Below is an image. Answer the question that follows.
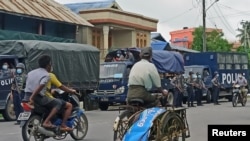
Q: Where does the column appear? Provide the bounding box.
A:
[103,26,109,59]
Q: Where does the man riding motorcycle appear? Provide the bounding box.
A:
[24,55,76,131]
[233,73,248,99]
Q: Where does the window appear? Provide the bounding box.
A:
[92,29,101,49]
[136,32,147,48]
[225,54,233,63]
[218,64,225,69]
[217,54,225,63]
[234,64,241,70]
[226,64,232,69]
[233,54,241,63]
[242,64,248,69]
[241,55,248,63]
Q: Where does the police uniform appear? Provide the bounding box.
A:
[211,72,220,105]
[194,73,204,106]
[172,74,184,107]
[11,63,26,124]
[187,71,196,107]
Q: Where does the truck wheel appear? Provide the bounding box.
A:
[2,98,16,121]
[99,102,109,111]
[206,90,212,103]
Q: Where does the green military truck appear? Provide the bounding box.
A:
[0,40,100,121]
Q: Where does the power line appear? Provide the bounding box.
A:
[159,7,196,23]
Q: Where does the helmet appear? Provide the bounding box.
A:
[16,63,25,69]
[189,71,194,75]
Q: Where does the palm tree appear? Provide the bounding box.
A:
[236,21,250,48]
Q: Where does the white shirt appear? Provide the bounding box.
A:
[128,59,161,90]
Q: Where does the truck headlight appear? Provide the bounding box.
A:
[114,86,125,94]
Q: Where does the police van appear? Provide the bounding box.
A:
[0,55,19,121]
[184,52,249,103]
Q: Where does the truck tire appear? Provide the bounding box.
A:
[2,98,16,121]
[206,90,212,103]
[99,102,109,111]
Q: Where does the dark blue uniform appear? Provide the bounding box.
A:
[12,73,26,124]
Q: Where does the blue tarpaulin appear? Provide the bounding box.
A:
[152,50,184,73]
[151,39,168,50]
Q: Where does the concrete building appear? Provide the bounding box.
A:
[66,0,158,59]
[170,27,222,49]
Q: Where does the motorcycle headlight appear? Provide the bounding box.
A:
[114,86,125,94]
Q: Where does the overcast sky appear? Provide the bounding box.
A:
[55,0,250,42]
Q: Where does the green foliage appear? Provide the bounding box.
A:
[192,26,233,52]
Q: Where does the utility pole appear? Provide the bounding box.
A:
[202,0,206,52]
[202,0,219,52]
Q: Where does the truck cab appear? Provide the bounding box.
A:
[0,55,19,121]
[91,61,133,110]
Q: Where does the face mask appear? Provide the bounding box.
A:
[16,69,22,74]
[50,66,53,72]
[198,75,201,78]
[2,65,7,70]
[117,54,120,57]
[216,74,219,77]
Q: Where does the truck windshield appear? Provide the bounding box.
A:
[100,63,126,79]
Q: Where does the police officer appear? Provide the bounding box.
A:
[194,72,206,106]
[211,71,220,105]
[186,71,196,107]
[11,63,26,125]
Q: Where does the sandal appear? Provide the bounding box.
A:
[43,124,57,129]
[60,126,73,132]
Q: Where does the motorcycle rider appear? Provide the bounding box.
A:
[127,47,168,106]
[234,73,248,99]
[24,55,75,131]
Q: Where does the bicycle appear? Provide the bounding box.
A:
[113,97,190,141]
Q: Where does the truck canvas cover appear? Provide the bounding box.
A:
[152,50,184,73]
[0,40,100,89]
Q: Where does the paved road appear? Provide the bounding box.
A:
[1,98,250,141]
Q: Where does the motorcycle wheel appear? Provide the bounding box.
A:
[22,115,45,141]
[232,93,238,107]
[70,114,88,140]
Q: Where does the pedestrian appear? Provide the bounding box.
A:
[186,71,196,107]
[11,63,26,125]
[211,71,221,105]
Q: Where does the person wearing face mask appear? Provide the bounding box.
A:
[234,73,248,100]
[186,71,196,107]
[211,71,221,105]
[1,62,11,76]
[194,72,206,106]
[11,63,26,125]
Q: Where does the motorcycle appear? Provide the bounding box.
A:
[232,84,247,107]
[18,89,88,141]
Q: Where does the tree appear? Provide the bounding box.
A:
[236,21,250,48]
[192,26,232,52]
